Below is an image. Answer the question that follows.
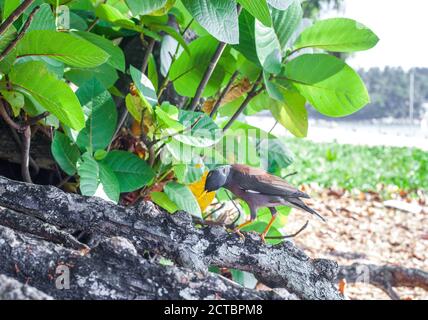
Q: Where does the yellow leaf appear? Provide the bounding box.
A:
[189,171,215,213]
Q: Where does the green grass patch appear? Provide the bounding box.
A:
[282,139,428,192]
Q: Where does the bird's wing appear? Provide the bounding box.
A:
[231,165,309,198]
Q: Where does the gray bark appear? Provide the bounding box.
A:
[0,176,343,300]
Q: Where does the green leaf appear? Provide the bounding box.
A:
[26,3,56,32]
[181,0,239,44]
[95,3,136,29]
[125,0,167,16]
[149,24,190,55]
[230,269,258,289]
[294,18,379,53]
[0,90,24,116]
[77,153,120,203]
[266,138,294,169]
[271,0,302,51]
[237,0,271,27]
[65,64,119,89]
[75,78,118,151]
[174,163,204,184]
[172,110,220,147]
[267,0,294,10]
[255,19,281,73]
[269,88,308,137]
[16,30,109,68]
[164,182,202,218]
[125,94,144,123]
[150,192,179,213]
[102,151,155,193]
[77,153,99,196]
[98,162,120,203]
[283,54,370,117]
[73,31,125,72]
[130,65,158,107]
[0,26,17,73]
[233,10,259,66]
[51,131,81,176]
[2,0,20,20]
[169,36,225,97]
[9,61,85,130]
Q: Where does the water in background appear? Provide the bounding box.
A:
[247,116,428,151]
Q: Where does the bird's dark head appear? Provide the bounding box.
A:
[204,165,231,192]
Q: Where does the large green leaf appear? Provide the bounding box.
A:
[169,36,225,97]
[102,151,155,193]
[271,0,302,51]
[269,88,308,137]
[9,61,85,130]
[294,18,379,53]
[255,19,282,74]
[283,54,370,117]
[237,0,271,27]
[51,131,81,176]
[164,182,202,218]
[130,65,158,107]
[181,0,239,44]
[16,30,109,68]
[75,78,118,151]
[125,0,167,16]
[266,138,294,170]
[98,163,120,203]
[73,31,125,72]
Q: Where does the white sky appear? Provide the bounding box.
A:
[322,0,428,70]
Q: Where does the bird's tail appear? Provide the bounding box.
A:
[287,198,326,222]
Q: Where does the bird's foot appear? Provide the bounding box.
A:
[233,228,246,241]
[260,233,267,244]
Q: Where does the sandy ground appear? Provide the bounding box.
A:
[286,186,428,300]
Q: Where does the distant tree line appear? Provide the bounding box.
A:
[309,67,428,120]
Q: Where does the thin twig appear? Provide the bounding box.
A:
[209,71,239,118]
[141,38,155,74]
[264,220,309,240]
[25,111,49,126]
[188,41,227,111]
[283,171,298,179]
[0,0,34,37]
[188,5,242,112]
[108,37,156,151]
[222,73,264,132]
[21,125,32,183]
[0,5,40,62]
[0,99,21,130]
[8,126,39,174]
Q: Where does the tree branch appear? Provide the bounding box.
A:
[338,263,428,300]
[0,5,40,62]
[188,41,228,111]
[0,176,343,300]
[0,0,34,37]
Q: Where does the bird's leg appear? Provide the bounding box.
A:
[233,206,257,240]
[260,207,277,243]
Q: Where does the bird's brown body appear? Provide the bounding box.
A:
[204,164,324,241]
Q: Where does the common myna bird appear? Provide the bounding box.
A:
[204,164,325,242]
